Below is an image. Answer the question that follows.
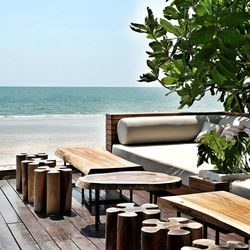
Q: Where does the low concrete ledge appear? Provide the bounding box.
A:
[0,165,16,180]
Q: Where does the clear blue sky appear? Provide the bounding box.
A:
[0,0,165,86]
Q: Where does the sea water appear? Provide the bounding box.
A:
[0,87,223,117]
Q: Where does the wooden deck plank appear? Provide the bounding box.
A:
[69,198,105,249]
[0,178,248,249]
[53,239,79,250]
[0,212,20,250]
[9,178,103,250]
[0,186,21,224]
[8,223,40,250]
[1,180,55,245]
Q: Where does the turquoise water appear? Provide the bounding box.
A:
[0,87,223,116]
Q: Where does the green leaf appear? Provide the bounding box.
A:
[219,56,238,74]
[161,76,177,85]
[190,27,214,45]
[216,62,236,79]
[139,73,158,82]
[220,13,250,27]
[130,25,147,33]
[163,6,179,20]
[219,30,246,48]
[149,41,163,52]
[160,19,181,36]
[211,69,225,85]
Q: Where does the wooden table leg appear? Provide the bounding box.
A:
[95,189,100,229]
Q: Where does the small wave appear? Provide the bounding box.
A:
[0,113,105,120]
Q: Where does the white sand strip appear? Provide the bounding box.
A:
[0,114,105,166]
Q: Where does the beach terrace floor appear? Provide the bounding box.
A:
[0,173,248,250]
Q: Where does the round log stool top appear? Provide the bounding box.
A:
[76,171,182,191]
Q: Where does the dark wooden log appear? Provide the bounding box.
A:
[167,228,191,250]
[141,203,161,220]
[193,239,215,248]
[28,162,39,204]
[105,203,160,250]
[45,160,56,168]
[60,168,72,215]
[34,169,47,214]
[223,240,249,249]
[21,160,33,201]
[117,212,139,250]
[181,248,202,250]
[16,153,26,192]
[35,153,48,159]
[25,154,36,160]
[168,217,189,224]
[141,223,168,250]
[46,170,61,216]
[105,207,121,250]
[181,222,203,242]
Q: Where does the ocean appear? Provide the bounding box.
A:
[0,87,223,117]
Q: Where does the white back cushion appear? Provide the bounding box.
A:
[117,116,205,145]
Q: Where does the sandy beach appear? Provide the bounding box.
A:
[0,114,105,166]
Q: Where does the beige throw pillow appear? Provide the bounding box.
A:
[221,125,245,140]
[195,121,222,142]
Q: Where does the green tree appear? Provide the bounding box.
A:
[131,0,250,113]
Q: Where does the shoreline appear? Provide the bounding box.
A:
[0,114,105,166]
[0,113,105,120]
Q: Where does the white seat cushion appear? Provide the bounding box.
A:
[231,179,250,199]
[112,143,212,186]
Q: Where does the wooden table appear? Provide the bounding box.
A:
[55,147,143,174]
[160,191,250,243]
[76,171,182,228]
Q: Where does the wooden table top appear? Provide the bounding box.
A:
[160,191,250,238]
[55,147,143,174]
[76,171,182,191]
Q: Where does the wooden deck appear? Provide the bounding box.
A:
[0,173,248,249]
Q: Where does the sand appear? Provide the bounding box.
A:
[0,115,105,166]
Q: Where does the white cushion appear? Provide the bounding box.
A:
[221,125,244,140]
[195,121,222,142]
[219,116,250,129]
[231,179,250,199]
[112,143,212,186]
[117,116,204,145]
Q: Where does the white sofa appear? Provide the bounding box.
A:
[106,112,250,190]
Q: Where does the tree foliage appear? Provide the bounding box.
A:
[131,0,250,113]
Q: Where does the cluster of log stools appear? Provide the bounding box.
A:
[16,153,72,216]
[105,203,248,250]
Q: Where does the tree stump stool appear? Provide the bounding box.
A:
[34,169,47,214]
[141,218,203,250]
[28,162,39,203]
[47,170,61,216]
[190,239,248,249]
[21,160,33,201]
[35,153,48,159]
[34,167,72,216]
[60,168,72,215]
[106,203,160,250]
[16,153,26,192]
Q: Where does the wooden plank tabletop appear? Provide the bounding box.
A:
[55,147,143,174]
[76,171,182,191]
[160,191,250,238]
